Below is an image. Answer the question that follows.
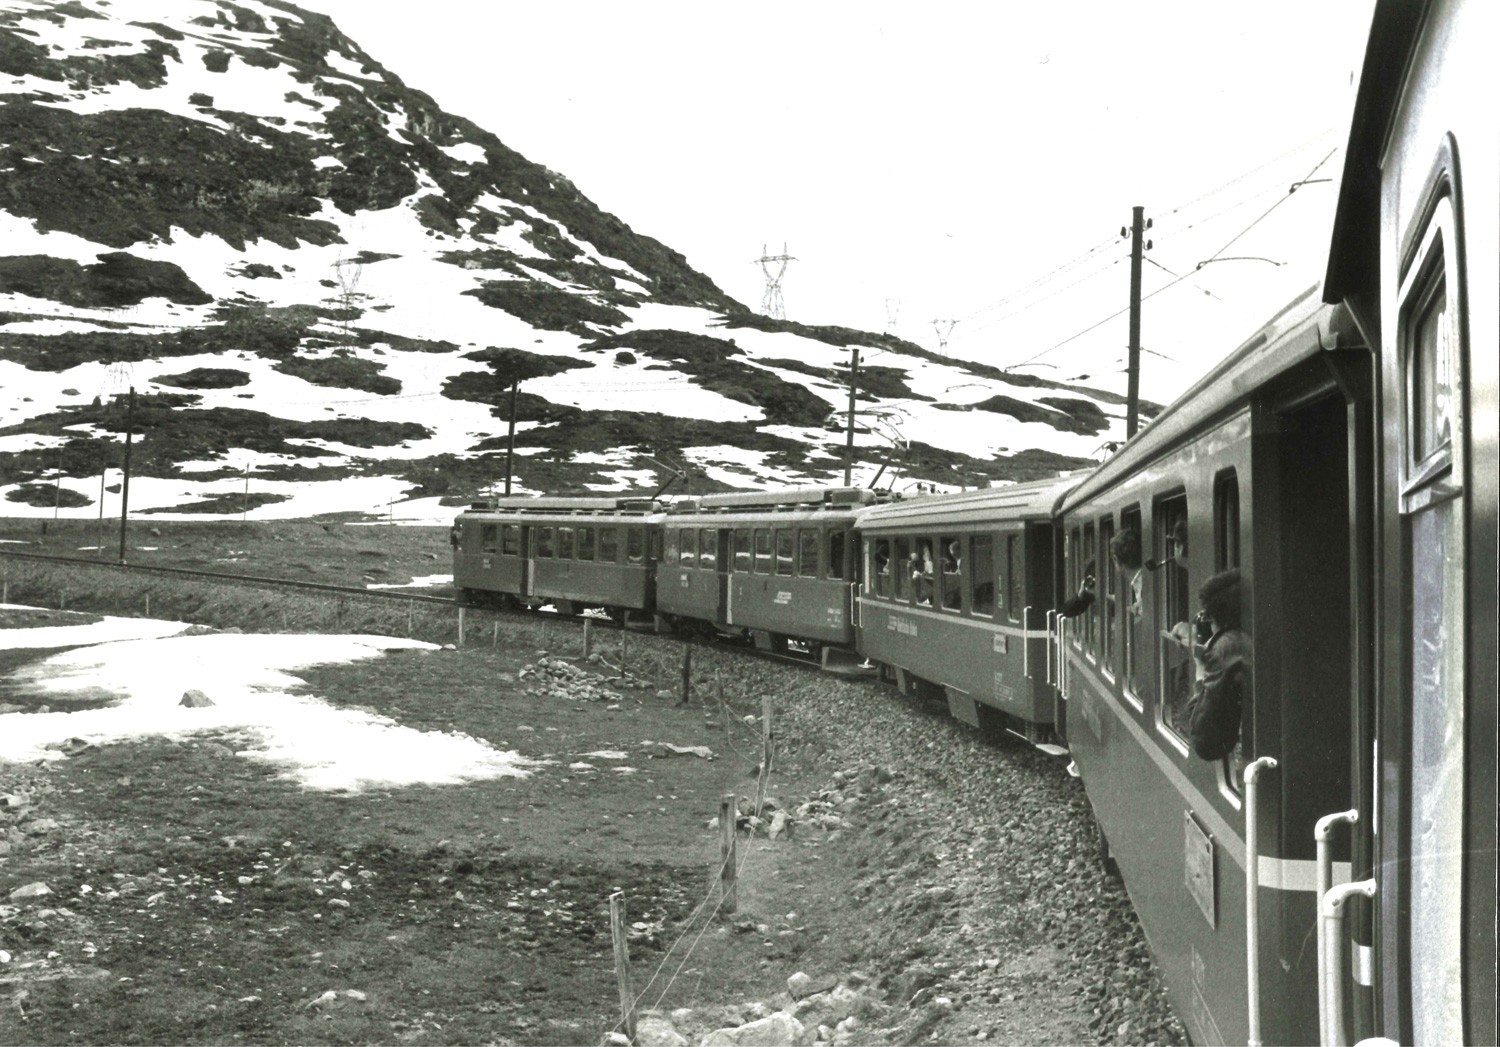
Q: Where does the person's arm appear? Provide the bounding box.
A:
[1057,576,1096,618]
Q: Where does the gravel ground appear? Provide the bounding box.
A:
[726,664,1190,1047]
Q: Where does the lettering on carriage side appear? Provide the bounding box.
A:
[1184,811,1217,928]
[825,605,844,627]
[888,615,917,637]
[482,557,492,569]
[992,632,1008,654]
[1189,947,1224,1047]
[992,672,1016,703]
[774,591,792,605]
[679,573,690,588]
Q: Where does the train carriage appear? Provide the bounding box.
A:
[653,487,878,667]
[852,476,1080,745]
[452,496,662,620]
[1322,0,1497,1041]
[1056,292,1372,1046]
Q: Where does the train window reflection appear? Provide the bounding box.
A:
[679,528,695,567]
[501,524,519,556]
[776,529,795,576]
[626,528,644,565]
[828,530,846,580]
[1410,280,1453,464]
[700,528,717,569]
[895,536,912,601]
[754,529,772,573]
[734,529,751,572]
[599,527,618,564]
[481,523,498,554]
[798,529,819,576]
[1083,522,1097,653]
[970,535,995,617]
[939,534,961,610]
[537,527,555,559]
[872,538,891,597]
[1121,506,1145,702]
[577,527,594,562]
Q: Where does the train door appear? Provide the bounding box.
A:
[519,524,534,600]
[716,528,731,624]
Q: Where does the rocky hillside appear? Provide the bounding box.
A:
[0,0,1148,522]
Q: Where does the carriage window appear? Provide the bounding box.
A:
[754,528,772,573]
[939,534,961,610]
[536,527,555,558]
[577,527,595,562]
[699,528,717,569]
[798,529,819,576]
[827,530,846,579]
[599,527,618,564]
[663,528,678,566]
[1410,278,1454,466]
[1157,496,1192,739]
[1214,471,1240,571]
[1068,527,1082,647]
[679,528,696,567]
[1083,522,1097,653]
[733,528,752,572]
[626,527,644,564]
[872,537,892,597]
[776,529,795,576]
[1007,534,1023,622]
[481,523,499,554]
[970,535,995,617]
[895,536,913,601]
[1101,518,1116,674]
[559,527,575,560]
[501,524,519,556]
[1121,505,1145,703]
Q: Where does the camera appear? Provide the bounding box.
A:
[1194,611,1213,644]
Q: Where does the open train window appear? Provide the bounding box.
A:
[599,527,618,564]
[754,528,772,573]
[481,523,499,554]
[827,530,846,580]
[1100,517,1116,676]
[501,524,519,556]
[699,528,717,569]
[798,529,819,576]
[679,528,695,567]
[1155,495,1192,743]
[536,527,555,559]
[733,529,751,572]
[939,534,961,611]
[872,537,891,597]
[970,534,995,617]
[1067,526,1082,648]
[1214,471,1240,571]
[559,527,575,560]
[1121,505,1145,706]
[577,527,595,562]
[663,528,678,566]
[1083,522,1097,655]
[1006,534,1022,622]
[776,529,795,576]
[626,528,644,565]
[895,536,914,602]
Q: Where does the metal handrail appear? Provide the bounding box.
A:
[1244,756,1279,1047]
[1022,605,1032,676]
[1315,809,1360,1045]
[1045,609,1057,684]
[1322,879,1377,1046]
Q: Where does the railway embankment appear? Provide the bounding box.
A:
[1,551,1183,1045]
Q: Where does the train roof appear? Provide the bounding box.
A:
[460,494,662,516]
[852,474,1084,530]
[1059,289,1361,513]
[665,486,891,514]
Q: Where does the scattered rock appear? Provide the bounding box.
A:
[634,1012,688,1047]
[8,882,51,901]
[787,971,838,1000]
[700,1010,808,1047]
[179,690,214,708]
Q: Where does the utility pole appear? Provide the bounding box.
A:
[118,386,134,565]
[504,378,518,496]
[1123,206,1152,438]
[753,243,796,320]
[843,346,860,486]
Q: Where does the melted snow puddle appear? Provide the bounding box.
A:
[366,574,452,590]
[0,626,549,791]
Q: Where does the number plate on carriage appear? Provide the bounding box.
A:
[1184,811,1216,928]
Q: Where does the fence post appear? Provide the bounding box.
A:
[609,892,636,1041]
[679,646,692,704]
[145,593,150,618]
[754,694,773,820]
[621,629,628,674]
[583,618,592,660]
[491,620,499,648]
[457,605,465,647]
[407,600,413,637]
[719,793,738,915]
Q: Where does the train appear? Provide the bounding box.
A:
[454,2,1495,1043]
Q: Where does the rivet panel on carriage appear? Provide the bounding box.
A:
[850,475,1080,749]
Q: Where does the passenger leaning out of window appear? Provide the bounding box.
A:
[1058,560,1096,618]
[912,542,935,605]
[1185,568,1251,761]
[1110,527,1144,619]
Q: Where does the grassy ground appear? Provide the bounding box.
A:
[0,536,862,1045]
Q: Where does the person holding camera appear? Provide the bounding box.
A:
[1058,560,1096,618]
[1185,568,1252,761]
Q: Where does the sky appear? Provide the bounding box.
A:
[301,0,1376,402]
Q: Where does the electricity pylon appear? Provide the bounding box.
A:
[754,243,796,319]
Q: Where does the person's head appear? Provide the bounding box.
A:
[1170,520,1188,557]
[1197,568,1242,631]
[1110,527,1143,571]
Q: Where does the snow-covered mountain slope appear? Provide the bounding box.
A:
[0,0,1151,522]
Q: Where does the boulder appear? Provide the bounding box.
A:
[699,1011,807,1047]
[180,690,215,708]
[9,881,51,900]
[787,971,838,1000]
[636,1013,688,1047]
